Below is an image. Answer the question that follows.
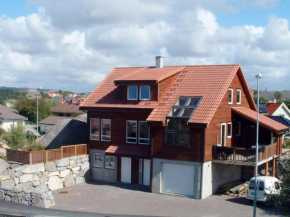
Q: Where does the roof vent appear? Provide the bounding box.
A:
[155,56,164,68]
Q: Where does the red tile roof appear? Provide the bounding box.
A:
[147,65,245,124]
[105,145,150,158]
[114,66,185,84]
[80,64,256,126]
[80,66,183,109]
[232,107,288,133]
[266,103,281,115]
[51,102,84,114]
[39,116,72,125]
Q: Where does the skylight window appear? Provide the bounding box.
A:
[167,97,201,118]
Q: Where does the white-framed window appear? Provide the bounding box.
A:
[101,119,111,141]
[126,120,137,143]
[105,155,115,169]
[139,121,150,145]
[237,89,241,104]
[90,118,100,140]
[227,122,232,138]
[221,123,227,146]
[127,85,138,100]
[93,153,103,168]
[139,85,150,100]
[228,88,233,104]
[236,122,241,136]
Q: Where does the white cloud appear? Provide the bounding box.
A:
[0,0,289,92]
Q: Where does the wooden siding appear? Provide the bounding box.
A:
[204,71,252,162]
[88,110,152,151]
[151,126,204,162]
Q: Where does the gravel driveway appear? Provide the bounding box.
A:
[52,182,289,217]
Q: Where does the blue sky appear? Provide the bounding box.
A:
[0,0,289,92]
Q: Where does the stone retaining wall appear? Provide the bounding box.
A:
[0,154,90,208]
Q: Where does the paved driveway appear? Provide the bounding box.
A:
[52,182,289,217]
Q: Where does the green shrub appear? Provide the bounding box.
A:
[283,139,290,149]
[23,141,45,151]
[0,128,5,137]
[3,124,26,149]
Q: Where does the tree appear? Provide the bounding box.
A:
[275,157,290,206]
[274,91,283,102]
[253,96,269,103]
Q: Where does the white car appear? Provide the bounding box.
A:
[247,176,281,202]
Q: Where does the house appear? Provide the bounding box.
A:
[268,116,290,133]
[257,102,269,115]
[0,104,27,131]
[52,96,65,103]
[38,116,72,133]
[266,103,290,120]
[48,92,61,98]
[51,101,84,117]
[79,57,287,199]
[259,90,290,102]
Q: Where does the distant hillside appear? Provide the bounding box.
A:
[0,89,25,104]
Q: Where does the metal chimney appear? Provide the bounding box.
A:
[155,56,164,68]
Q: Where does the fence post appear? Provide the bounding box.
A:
[29,152,32,165]
[61,147,63,159]
[75,145,77,156]
[46,151,48,163]
[233,148,236,161]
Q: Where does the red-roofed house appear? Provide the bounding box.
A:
[266,103,290,120]
[80,57,287,199]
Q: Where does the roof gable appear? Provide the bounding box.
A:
[147,64,241,124]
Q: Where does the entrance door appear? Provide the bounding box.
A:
[221,123,226,146]
[121,157,131,183]
[143,159,151,186]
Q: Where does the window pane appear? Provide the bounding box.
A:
[188,98,200,106]
[91,118,100,140]
[127,121,137,143]
[259,181,264,191]
[166,133,176,145]
[237,90,241,103]
[167,119,177,131]
[170,108,182,116]
[105,155,115,169]
[101,119,111,141]
[93,153,102,168]
[139,121,149,144]
[175,97,188,106]
[229,89,233,103]
[180,108,195,117]
[140,86,150,100]
[249,180,255,190]
[179,133,189,145]
[180,120,189,131]
[128,86,138,100]
[227,123,232,137]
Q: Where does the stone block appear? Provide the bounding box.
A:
[32,174,40,181]
[64,174,75,187]
[55,158,69,167]
[40,175,48,184]
[0,179,15,188]
[69,160,76,166]
[0,190,4,200]
[19,174,33,183]
[81,161,90,171]
[21,164,45,174]
[48,171,59,177]
[45,162,56,172]
[32,180,40,187]
[59,169,70,178]
[18,182,33,189]
[0,175,11,181]
[48,176,63,191]
[57,166,66,171]
[14,178,19,185]
[35,183,49,192]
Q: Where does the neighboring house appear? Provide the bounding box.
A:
[268,116,290,133]
[0,104,27,131]
[266,103,290,120]
[51,102,84,117]
[52,96,66,104]
[257,102,269,115]
[38,116,72,133]
[37,116,87,149]
[79,57,288,199]
[259,90,290,102]
[48,93,61,98]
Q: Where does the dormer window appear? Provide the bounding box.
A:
[127,85,138,100]
[140,85,150,100]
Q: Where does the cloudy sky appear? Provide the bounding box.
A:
[0,0,289,92]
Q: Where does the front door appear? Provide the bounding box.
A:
[143,159,151,186]
[121,157,131,183]
[221,123,226,146]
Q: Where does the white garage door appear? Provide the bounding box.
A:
[161,163,194,197]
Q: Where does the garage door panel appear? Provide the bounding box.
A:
[161,163,194,197]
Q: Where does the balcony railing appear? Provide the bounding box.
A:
[213,143,278,163]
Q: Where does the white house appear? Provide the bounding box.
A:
[0,104,27,131]
[267,103,290,120]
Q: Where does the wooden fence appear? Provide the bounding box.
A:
[6,144,88,165]
[213,143,278,162]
